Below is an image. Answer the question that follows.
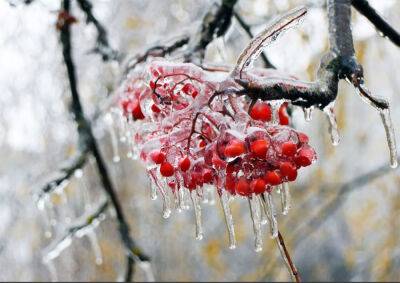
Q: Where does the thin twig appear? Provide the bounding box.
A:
[352,0,400,47]
[76,0,120,61]
[276,230,301,283]
[184,0,238,62]
[59,0,149,280]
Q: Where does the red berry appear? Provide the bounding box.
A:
[160,162,174,177]
[130,100,145,120]
[224,140,246,158]
[250,102,272,122]
[202,169,213,183]
[151,104,161,113]
[182,83,192,94]
[199,139,206,148]
[295,148,315,167]
[192,90,199,98]
[150,150,165,164]
[225,176,236,194]
[168,181,176,189]
[212,153,226,169]
[297,132,309,144]
[264,171,282,186]
[279,162,298,181]
[179,157,191,171]
[250,178,266,194]
[149,80,156,90]
[250,139,269,158]
[279,103,289,125]
[281,141,297,157]
[236,177,250,196]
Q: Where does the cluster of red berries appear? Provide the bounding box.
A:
[118,59,316,197]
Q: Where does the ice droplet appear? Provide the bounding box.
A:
[380,108,398,168]
[262,192,278,238]
[249,195,263,252]
[323,103,340,146]
[191,190,204,240]
[281,183,291,215]
[88,231,103,266]
[43,235,73,263]
[220,190,236,249]
[44,260,58,282]
[303,107,313,122]
[138,261,156,282]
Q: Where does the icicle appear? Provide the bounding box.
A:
[147,173,158,200]
[203,185,216,205]
[303,107,313,122]
[379,109,398,168]
[43,235,73,263]
[219,190,236,249]
[138,261,155,282]
[87,231,103,265]
[323,102,340,146]
[44,260,58,282]
[281,183,291,215]
[104,113,121,163]
[159,185,172,218]
[262,192,278,238]
[248,195,263,252]
[352,83,398,168]
[190,190,203,240]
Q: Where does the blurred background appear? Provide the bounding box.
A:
[1,0,400,281]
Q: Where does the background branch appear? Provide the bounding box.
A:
[352,0,400,47]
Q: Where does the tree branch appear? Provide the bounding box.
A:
[59,0,150,280]
[352,0,400,47]
[76,0,120,61]
[276,230,301,283]
[184,0,238,62]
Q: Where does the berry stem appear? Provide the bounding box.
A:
[276,230,301,283]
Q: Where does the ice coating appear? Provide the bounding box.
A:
[114,58,317,249]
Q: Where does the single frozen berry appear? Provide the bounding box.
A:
[295,148,314,167]
[224,140,246,158]
[264,171,282,186]
[160,162,174,177]
[279,162,298,181]
[281,141,297,157]
[202,169,213,183]
[150,150,165,164]
[179,157,191,171]
[250,178,266,194]
[279,103,289,125]
[250,139,269,158]
[130,100,145,120]
[151,104,161,113]
[199,139,206,148]
[297,132,309,144]
[236,177,250,196]
[250,102,272,122]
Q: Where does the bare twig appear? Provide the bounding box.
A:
[76,0,120,61]
[59,0,149,280]
[124,35,189,74]
[184,0,238,62]
[36,149,89,201]
[276,230,301,283]
[352,0,400,47]
[43,200,109,262]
